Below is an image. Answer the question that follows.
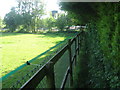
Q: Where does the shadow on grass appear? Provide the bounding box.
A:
[0,32,24,37]
[1,31,78,38]
[41,31,78,38]
[1,31,78,48]
[2,38,68,88]
[2,31,78,88]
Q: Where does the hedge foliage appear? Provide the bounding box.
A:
[60,2,120,88]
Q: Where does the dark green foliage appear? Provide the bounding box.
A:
[4,7,19,32]
[55,13,75,31]
[3,0,44,33]
[0,16,4,29]
[55,14,67,31]
[85,25,109,88]
[46,16,56,31]
[73,31,90,88]
[60,2,120,88]
[60,2,99,24]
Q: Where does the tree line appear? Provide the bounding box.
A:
[4,0,44,33]
[0,0,77,33]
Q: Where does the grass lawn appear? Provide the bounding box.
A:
[1,31,78,88]
[1,32,66,77]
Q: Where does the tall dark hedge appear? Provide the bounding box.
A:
[60,2,120,88]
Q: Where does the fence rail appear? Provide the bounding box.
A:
[20,32,81,89]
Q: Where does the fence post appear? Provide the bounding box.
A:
[68,39,73,87]
[75,37,77,66]
[46,62,55,90]
[79,32,82,51]
[77,35,80,55]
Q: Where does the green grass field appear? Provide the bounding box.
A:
[1,31,78,88]
[1,33,66,77]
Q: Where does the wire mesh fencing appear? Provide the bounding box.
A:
[54,49,70,88]
[9,40,67,88]
[10,64,42,88]
[36,76,47,88]
[19,35,79,89]
[4,32,80,89]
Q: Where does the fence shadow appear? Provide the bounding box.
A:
[0,32,24,37]
[1,31,78,37]
[1,31,79,88]
[19,32,81,89]
[2,38,67,88]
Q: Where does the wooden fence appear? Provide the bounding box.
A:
[20,32,81,89]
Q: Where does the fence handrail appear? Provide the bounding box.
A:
[1,39,66,81]
[49,44,68,65]
[20,64,47,88]
[20,43,69,89]
[60,67,70,89]
[20,32,81,89]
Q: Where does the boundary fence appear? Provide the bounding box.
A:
[20,32,81,89]
[1,39,66,81]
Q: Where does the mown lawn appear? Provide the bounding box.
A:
[1,32,66,77]
[1,31,78,88]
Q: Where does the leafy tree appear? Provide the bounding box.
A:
[60,2,99,24]
[4,7,19,32]
[55,13,75,31]
[36,18,46,30]
[4,0,45,33]
[64,13,76,30]
[45,16,56,31]
[31,0,44,32]
[0,17,4,29]
[55,14,67,31]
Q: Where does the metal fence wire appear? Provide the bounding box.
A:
[6,32,80,89]
[36,76,47,88]
[54,49,70,88]
[64,73,70,88]
[10,64,42,88]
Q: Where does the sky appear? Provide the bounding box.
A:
[0,0,60,19]
[0,0,119,19]
[0,0,17,19]
[45,0,60,11]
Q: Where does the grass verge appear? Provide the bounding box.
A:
[1,31,78,88]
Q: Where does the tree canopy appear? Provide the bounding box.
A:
[60,2,99,24]
[4,0,45,32]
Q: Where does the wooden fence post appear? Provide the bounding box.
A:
[77,35,80,55]
[46,62,55,90]
[79,32,82,51]
[75,37,77,66]
[68,39,73,87]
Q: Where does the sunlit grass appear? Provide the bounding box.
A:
[1,33,66,76]
[1,31,78,88]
